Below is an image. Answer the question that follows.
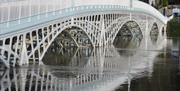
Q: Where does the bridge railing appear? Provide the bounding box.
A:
[0,0,168,35]
[133,0,168,24]
[0,0,73,24]
[0,0,130,25]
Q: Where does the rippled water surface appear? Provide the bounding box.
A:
[115,37,180,91]
[0,36,179,91]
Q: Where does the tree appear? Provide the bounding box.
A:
[162,0,168,7]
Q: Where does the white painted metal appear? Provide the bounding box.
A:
[0,12,166,67]
[0,0,168,24]
[0,0,167,67]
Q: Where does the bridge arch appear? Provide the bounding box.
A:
[107,18,143,45]
[150,22,159,44]
[28,24,94,64]
[120,21,142,37]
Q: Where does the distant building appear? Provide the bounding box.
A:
[169,0,180,5]
[173,8,180,17]
[139,0,149,3]
[140,0,180,6]
[139,0,156,5]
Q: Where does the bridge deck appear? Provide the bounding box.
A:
[0,5,130,36]
[0,0,168,37]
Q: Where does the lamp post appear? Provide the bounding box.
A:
[130,0,132,8]
[130,0,133,20]
[71,0,75,7]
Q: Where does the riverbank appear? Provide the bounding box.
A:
[167,18,180,37]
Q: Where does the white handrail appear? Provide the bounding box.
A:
[0,0,168,24]
[133,0,168,24]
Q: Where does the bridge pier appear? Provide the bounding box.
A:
[99,15,106,47]
[19,35,29,66]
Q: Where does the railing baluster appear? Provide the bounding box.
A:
[46,0,48,17]
[28,0,32,22]
[7,3,11,27]
[53,0,55,15]
[38,0,40,20]
[18,1,22,24]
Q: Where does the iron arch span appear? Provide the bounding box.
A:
[52,26,93,47]
[32,26,94,65]
[113,21,143,47]
[0,11,167,68]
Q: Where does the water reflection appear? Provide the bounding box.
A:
[113,21,143,49]
[0,22,169,91]
[114,36,142,57]
[115,37,180,91]
[0,38,165,91]
[150,23,159,44]
[169,38,180,57]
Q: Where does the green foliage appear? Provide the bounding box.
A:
[162,0,168,7]
[167,19,180,37]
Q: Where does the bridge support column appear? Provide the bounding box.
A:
[130,0,133,8]
[100,15,106,46]
[1,39,10,68]
[19,35,28,66]
[163,25,167,37]
[145,16,149,50]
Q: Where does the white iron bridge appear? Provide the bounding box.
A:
[0,0,172,67]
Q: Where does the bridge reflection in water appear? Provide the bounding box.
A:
[0,30,167,91]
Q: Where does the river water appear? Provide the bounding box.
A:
[115,37,180,91]
[0,36,180,91]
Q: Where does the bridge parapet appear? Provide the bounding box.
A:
[0,0,167,26]
[0,1,168,36]
[133,1,168,24]
[0,0,129,24]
